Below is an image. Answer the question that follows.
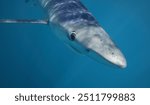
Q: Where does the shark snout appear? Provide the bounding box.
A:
[117,54,127,68]
[71,26,127,68]
[90,45,127,69]
[85,35,127,68]
[108,51,127,68]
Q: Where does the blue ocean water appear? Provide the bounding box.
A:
[0,0,150,88]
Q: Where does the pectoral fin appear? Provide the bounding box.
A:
[0,19,49,25]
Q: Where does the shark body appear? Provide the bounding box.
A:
[0,0,127,68]
[39,0,127,68]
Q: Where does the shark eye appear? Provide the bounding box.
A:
[69,31,76,41]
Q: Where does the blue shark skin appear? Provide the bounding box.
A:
[39,0,127,68]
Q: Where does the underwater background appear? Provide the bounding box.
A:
[0,0,150,88]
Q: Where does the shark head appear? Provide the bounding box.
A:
[62,23,127,68]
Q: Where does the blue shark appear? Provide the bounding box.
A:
[0,0,127,68]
